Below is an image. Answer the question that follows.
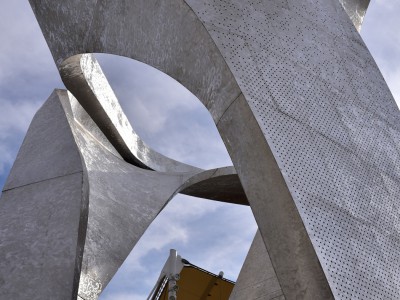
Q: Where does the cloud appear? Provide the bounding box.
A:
[383,67,400,105]
[96,54,233,169]
[101,291,147,300]
[0,2,60,84]
[0,99,41,138]
[188,204,258,279]
[96,54,199,133]
[0,1,64,187]
[373,0,397,10]
[362,2,400,106]
[0,98,42,179]
[101,195,257,298]
[0,145,14,176]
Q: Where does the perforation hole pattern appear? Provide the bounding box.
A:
[186,0,400,299]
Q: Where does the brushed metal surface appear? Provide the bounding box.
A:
[0,89,248,299]
[62,91,248,298]
[4,0,397,299]
[28,1,332,297]
[60,54,201,173]
[0,91,88,300]
[188,1,399,299]
[230,230,284,300]
[338,0,370,31]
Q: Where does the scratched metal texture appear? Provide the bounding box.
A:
[61,90,248,299]
[338,0,370,32]
[186,0,400,299]
[26,0,400,299]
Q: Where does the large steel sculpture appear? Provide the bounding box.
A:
[3,0,400,299]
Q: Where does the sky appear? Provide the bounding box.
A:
[0,1,399,299]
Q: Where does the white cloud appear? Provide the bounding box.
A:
[0,99,41,138]
[362,2,400,106]
[384,67,400,106]
[0,2,59,83]
[107,195,231,275]
[0,2,63,183]
[101,291,147,300]
[96,54,199,134]
[101,195,256,298]
[373,0,396,10]
[0,145,13,175]
[0,98,42,178]
[192,205,258,279]
[96,53,233,169]
[121,214,189,274]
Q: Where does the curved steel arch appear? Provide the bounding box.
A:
[0,87,248,300]
[60,54,202,173]
[59,53,251,299]
[30,0,331,297]
[2,0,400,299]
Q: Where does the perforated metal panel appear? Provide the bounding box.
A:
[186,0,400,299]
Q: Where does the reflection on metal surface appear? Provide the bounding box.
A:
[0,89,247,300]
[60,54,200,173]
[78,274,102,300]
[180,166,248,205]
[61,90,246,298]
[338,0,370,31]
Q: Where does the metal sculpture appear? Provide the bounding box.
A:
[0,55,248,300]
[5,0,400,299]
